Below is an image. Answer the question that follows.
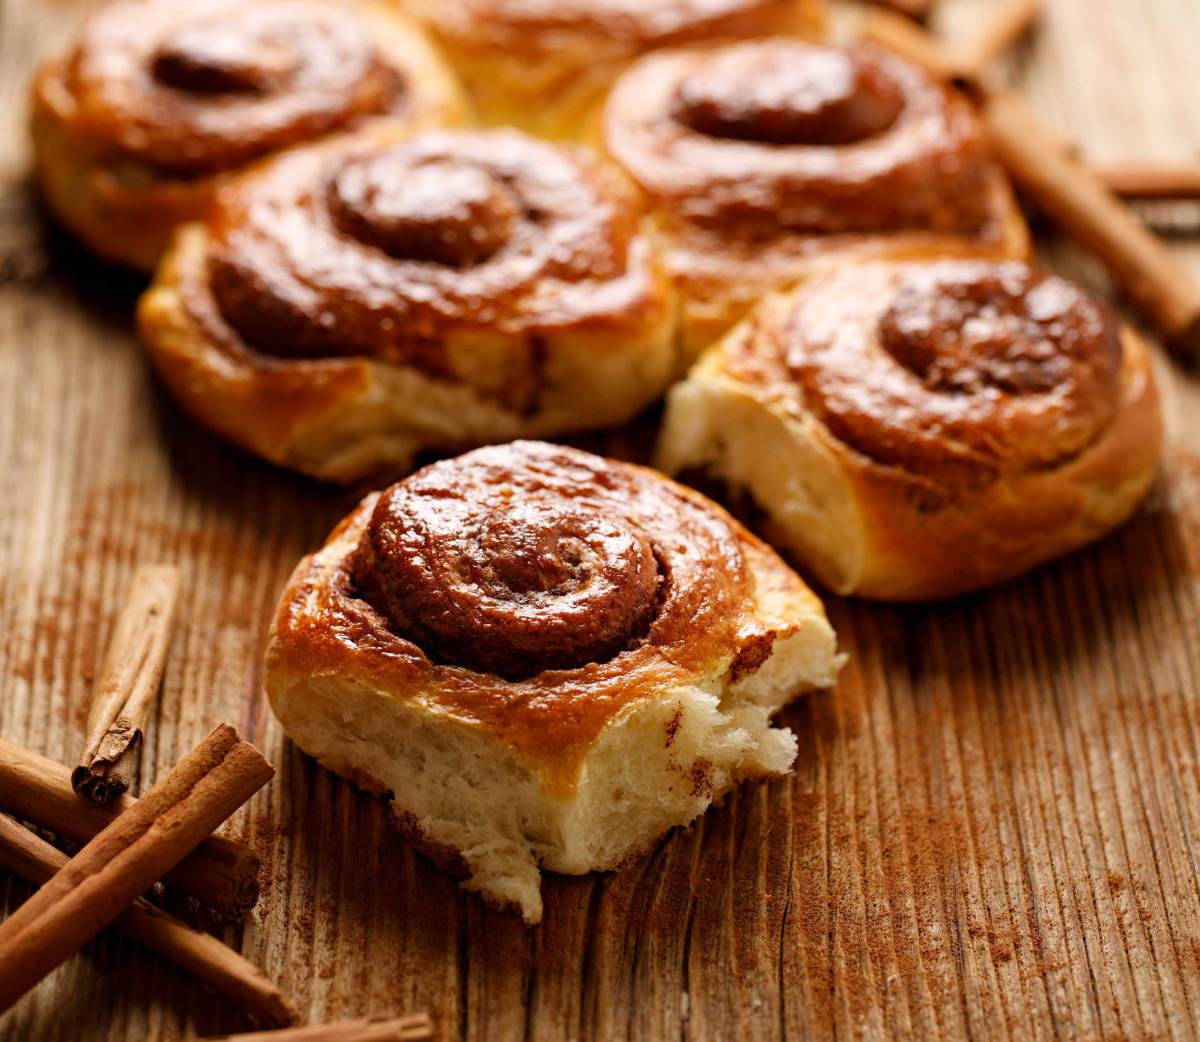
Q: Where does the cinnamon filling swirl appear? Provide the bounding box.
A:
[605,39,994,236]
[346,442,752,681]
[777,261,1122,479]
[201,130,643,365]
[355,449,665,678]
[60,0,403,176]
[673,45,903,146]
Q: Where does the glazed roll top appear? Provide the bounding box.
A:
[203,129,658,366]
[776,261,1122,485]
[604,39,995,237]
[47,0,414,176]
[350,442,748,683]
[139,126,677,481]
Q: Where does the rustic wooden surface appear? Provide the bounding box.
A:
[2,0,1199,1039]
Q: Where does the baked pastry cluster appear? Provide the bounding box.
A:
[31,0,1166,924]
[602,38,1030,356]
[402,0,825,140]
[265,441,842,922]
[32,0,465,270]
[137,128,676,481]
[658,259,1163,599]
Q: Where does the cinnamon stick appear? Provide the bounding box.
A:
[981,89,1200,351]
[0,724,273,1015]
[202,1015,435,1041]
[860,7,955,77]
[1092,161,1200,201]
[0,814,292,1026]
[859,8,1200,356]
[74,564,180,805]
[0,736,260,916]
[948,0,1041,81]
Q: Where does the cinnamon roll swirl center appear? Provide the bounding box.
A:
[780,262,1123,478]
[66,0,402,175]
[151,20,298,95]
[203,130,642,364]
[354,445,664,679]
[878,267,1117,396]
[327,154,519,266]
[674,46,903,145]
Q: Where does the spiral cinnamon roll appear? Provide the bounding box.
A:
[264,440,842,922]
[401,0,823,141]
[31,0,466,270]
[657,260,1163,600]
[602,39,1031,358]
[137,127,677,481]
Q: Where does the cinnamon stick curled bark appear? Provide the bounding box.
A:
[0,736,260,915]
[203,1014,435,1041]
[0,814,292,1026]
[0,723,273,1015]
[73,564,181,805]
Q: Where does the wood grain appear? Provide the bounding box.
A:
[1,0,1199,1039]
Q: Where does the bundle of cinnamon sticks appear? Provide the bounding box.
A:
[0,568,430,1037]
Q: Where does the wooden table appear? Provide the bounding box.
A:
[2,1,1198,1039]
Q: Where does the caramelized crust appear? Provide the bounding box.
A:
[602,40,1029,355]
[657,260,1163,599]
[137,128,677,481]
[31,0,465,269]
[269,442,823,791]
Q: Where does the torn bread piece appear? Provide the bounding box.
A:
[265,440,842,921]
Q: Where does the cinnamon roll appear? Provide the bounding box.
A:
[264,440,842,922]
[31,0,466,270]
[657,260,1163,600]
[401,0,824,140]
[602,39,1031,358]
[136,128,677,482]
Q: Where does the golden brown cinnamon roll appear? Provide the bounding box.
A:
[657,260,1163,600]
[32,0,466,270]
[602,39,1030,358]
[265,440,842,922]
[137,127,678,482]
[401,0,823,140]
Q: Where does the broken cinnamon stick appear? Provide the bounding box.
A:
[0,736,260,915]
[0,724,273,1014]
[203,1015,434,1041]
[74,564,181,805]
[1092,162,1200,201]
[0,814,292,1026]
